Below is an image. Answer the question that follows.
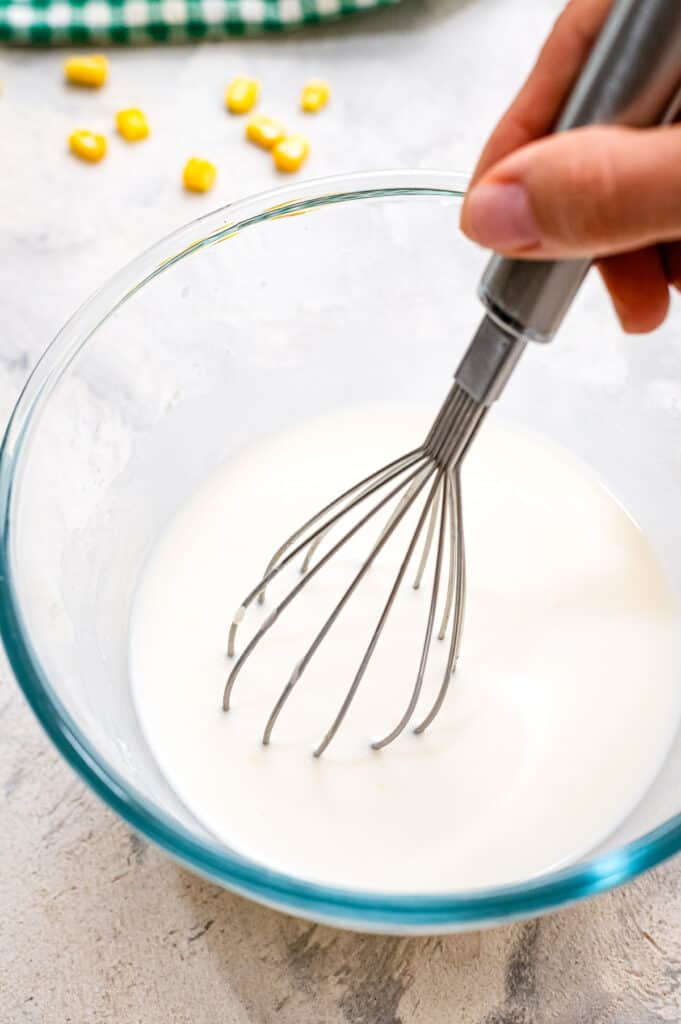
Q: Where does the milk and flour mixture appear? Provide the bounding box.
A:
[130,406,681,892]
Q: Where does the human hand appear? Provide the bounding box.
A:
[460,0,681,333]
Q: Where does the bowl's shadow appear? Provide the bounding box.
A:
[172,858,662,1024]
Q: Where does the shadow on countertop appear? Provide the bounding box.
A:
[172,857,667,1024]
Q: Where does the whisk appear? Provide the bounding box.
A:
[223,327,519,756]
[224,0,681,754]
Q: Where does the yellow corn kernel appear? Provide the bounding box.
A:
[245,114,286,150]
[301,79,330,113]
[69,129,107,163]
[272,134,309,173]
[116,108,150,142]
[183,157,217,193]
[226,76,260,114]
[64,54,109,88]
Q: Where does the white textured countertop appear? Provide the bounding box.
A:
[4,2,681,1020]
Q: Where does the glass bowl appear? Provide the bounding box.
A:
[3,169,681,934]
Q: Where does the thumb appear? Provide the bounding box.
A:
[461,124,681,259]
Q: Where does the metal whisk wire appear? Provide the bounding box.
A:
[223,382,485,754]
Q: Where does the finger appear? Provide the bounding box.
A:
[597,248,670,334]
[661,241,681,291]
[471,0,613,185]
[461,124,681,259]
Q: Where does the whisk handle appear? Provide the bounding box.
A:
[477,0,681,345]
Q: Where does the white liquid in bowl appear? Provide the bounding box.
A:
[129,406,681,892]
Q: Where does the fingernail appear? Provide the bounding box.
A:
[464,183,540,251]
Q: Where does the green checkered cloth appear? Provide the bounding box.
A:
[0,0,397,43]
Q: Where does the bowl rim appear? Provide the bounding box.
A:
[2,167,681,932]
